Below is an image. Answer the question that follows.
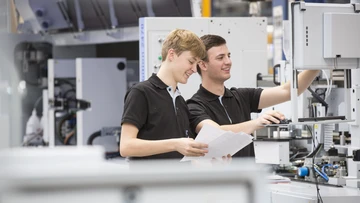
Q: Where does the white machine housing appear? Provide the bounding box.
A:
[292,2,360,70]
[289,2,360,123]
[140,17,268,99]
[76,58,126,149]
[254,141,290,165]
[48,58,126,152]
[291,1,360,183]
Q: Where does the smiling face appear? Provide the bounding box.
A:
[202,44,232,83]
[160,29,206,84]
[170,50,199,84]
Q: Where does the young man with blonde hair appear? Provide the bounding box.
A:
[120,29,209,160]
[188,34,320,157]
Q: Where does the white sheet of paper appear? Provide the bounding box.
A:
[181,124,253,161]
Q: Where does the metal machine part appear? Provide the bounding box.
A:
[352,149,360,161]
[14,0,194,34]
[298,156,347,185]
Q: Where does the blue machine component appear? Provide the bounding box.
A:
[321,164,336,174]
[314,164,329,181]
[298,167,309,177]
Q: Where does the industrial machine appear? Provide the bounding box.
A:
[288,1,360,187]
[254,2,360,202]
[4,0,360,202]
[46,58,126,155]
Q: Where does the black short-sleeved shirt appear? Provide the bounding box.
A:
[187,85,263,157]
[121,74,193,160]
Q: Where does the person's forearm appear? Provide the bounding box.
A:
[120,138,177,157]
[283,70,320,97]
[297,70,320,94]
[219,120,260,134]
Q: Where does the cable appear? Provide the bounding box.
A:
[307,124,323,203]
[87,130,101,145]
[312,155,324,203]
[306,125,316,149]
[315,88,326,100]
[327,70,333,101]
[34,95,43,112]
[321,70,330,100]
[321,164,334,175]
[87,130,121,159]
[314,164,329,181]
[307,87,328,114]
[290,151,309,161]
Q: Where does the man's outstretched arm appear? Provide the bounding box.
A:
[258,70,320,109]
[195,110,285,134]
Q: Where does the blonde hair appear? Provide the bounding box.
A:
[161,29,206,62]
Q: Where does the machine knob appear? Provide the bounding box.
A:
[35,8,45,17]
[298,167,309,177]
[41,20,51,29]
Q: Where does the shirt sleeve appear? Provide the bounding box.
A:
[186,99,212,133]
[121,87,148,130]
[232,88,263,113]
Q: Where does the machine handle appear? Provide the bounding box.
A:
[273,64,281,86]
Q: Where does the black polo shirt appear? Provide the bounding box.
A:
[121,74,193,160]
[187,85,263,157]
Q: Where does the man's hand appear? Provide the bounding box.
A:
[175,138,208,157]
[255,110,285,126]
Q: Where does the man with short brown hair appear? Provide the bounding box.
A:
[188,34,319,157]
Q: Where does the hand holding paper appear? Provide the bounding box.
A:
[181,124,253,161]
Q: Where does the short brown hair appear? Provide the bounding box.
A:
[197,35,227,76]
[161,29,206,62]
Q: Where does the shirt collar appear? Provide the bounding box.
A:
[149,73,180,92]
[197,84,233,101]
[149,73,169,89]
[166,86,181,97]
